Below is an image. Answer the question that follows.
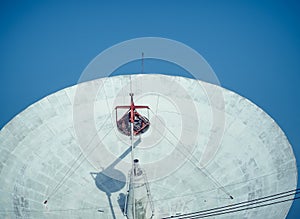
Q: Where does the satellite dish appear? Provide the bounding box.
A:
[0,74,296,219]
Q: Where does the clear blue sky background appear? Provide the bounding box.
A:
[0,0,299,217]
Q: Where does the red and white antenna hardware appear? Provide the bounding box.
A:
[115,93,150,136]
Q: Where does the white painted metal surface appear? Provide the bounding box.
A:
[0,74,297,218]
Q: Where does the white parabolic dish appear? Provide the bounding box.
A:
[0,74,297,219]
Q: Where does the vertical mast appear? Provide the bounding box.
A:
[129,93,136,219]
[141,52,144,74]
[115,54,153,218]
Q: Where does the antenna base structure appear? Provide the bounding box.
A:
[124,159,155,219]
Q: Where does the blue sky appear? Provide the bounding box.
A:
[1,0,300,217]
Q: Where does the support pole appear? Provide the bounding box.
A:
[130,122,136,219]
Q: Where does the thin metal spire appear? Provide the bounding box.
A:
[142,52,144,74]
